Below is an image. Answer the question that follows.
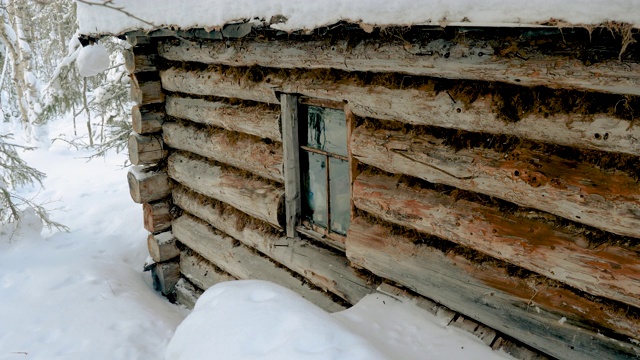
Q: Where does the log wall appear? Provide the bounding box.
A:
[124,25,640,360]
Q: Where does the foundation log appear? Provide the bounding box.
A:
[174,278,203,310]
[180,249,236,290]
[151,261,180,296]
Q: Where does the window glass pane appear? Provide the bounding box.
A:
[306,106,347,156]
[303,152,327,228]
[329,158,350,235]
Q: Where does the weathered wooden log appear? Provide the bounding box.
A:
[180,249,236,290]
[147,231,179,263]
[124,49,158,73]
[165,96,281,142]
[127,166,171,203]
[150,261,180,296]
[167,152,284,228]
[346,217,640,360]
[130,75,164,105]
[492,337,550,360]
[280,94,301,238]
[172,186,374,304]
[173,215,346,313]
[162,121,284,183]
[125,35,151,47]
[352,126,640,239]
[159,67,640,156]
[132,105,164,134]
[376,283,456,325]
[174,278,203,310]
[159,38,640,96]
[353,172,640,309]
[143,199,172,233]
[128,133,168,166]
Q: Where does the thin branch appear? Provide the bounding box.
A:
[76,0,156,27]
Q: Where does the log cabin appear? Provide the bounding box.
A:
[80,5,640,359]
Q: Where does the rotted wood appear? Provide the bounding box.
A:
[151,261,180,296]
[159,67,640,156]
[130,74,164,105]
[167,152,284,228]
[352,172,640,309]
[352,126,640,239]
[346,216,640,360]
[174,278,203,310]
[165,96,281,142]
[173,214,347,313]
[180,249,236,290]
[128,133,168,166]
[147,231,179,263]
[132,105,164,134]
[124,49,158,73]
[162,121,284,183]
[172,185,375,304]
[127,165,171,203]
[143,199,173,234]
[158,38,640,96]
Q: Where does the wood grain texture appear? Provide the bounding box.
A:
[280,94,301,238]
[132,105,164,134]
[127,166,171,203]
[151,261,180,296]
[130,76,164,105]
[143,199,172,234]
[128,133,168,166]
[125,50,158,73]
[174,278,203,310]
[147,231,179,262]
[179,249,236,290]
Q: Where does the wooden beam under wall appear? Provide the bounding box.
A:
[159,67,640,156]
[346,216,640,360]
[158,38,640,96]
[172,185,375,304]
[351,125,640,239]
[165,96,281,142]
[167,152,284,228]
[174,278,203,310]
[172,214,347,313]
[162,121,284,183]
[352,172,640,309]
[280,94,301,238]
[151,261,180,296]
[180,249,236,290]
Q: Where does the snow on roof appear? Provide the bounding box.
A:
[77,0,640,36]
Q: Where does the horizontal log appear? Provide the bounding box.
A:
[127,166,171,203]
[173,215,346,313]
[165,96,281,142]
[167,152,284,228]
[131,75,164,105]
[159,67,640,156]
[124,49,158,73]
[143,199,172,233]
[151,261,180,296]
[353,172,640,309]
[172,186,374,304]
[159,38,640,96]
[491,338,550,360]
[174,278,203,310]
[132,105,164,134]
[128,133,168,166]
[147,231,179,262]
[352,126,640,239]
[162,121,284,183]
[376,283,456,325]
[346,217,640,360]
[180,249,236,290]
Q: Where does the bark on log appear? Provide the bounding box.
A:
[174,278,203,310]
[167,152,284,228]
[180,249,236,290]
[128,133,168,166]
[130,75,164,105]
[173,215,346,313]
[151,261,180,296]
[147,231,179,263]
[172,185,374,304]
[165,96,281,142]
[159,67,640,156]
[159,38,640,96]
[346,217,640,360]
[143,199,173,233]
[124,49,158,73]
[127,165,171,203]
[162,121,284,183]
[352,126,640,239]
[132,105,164,134]
[353,172,640,309]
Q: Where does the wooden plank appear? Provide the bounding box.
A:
[162,121,284,183]
[280,94,301,238]
[174,278,203,310]
[127,133,168,166]
[158,38,640,96]
[151,261,180,296]
[130,76,164,105]
[165,96,281,142]
[167,152,284,228]
[180,249,236,290]
[132,105,164,134]
[352,172,640,309]
[147,231,179,263]
[352,125,640,239]
[346,217,640,360]
[143,199,172,234]
[172,185,375,304]
[127,166,171,203]
[159,67,640,156]
[172,215,347,313]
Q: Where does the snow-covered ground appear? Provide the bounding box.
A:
[0,115,511,359]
